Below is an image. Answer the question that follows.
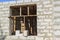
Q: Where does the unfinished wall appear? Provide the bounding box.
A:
[0,0,55,40]
[53,0,60,40]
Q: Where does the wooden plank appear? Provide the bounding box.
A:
[27,6,29,16]
[20,7,21,16]
[14,17,16,32]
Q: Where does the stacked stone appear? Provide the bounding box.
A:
[53,0,60,40]
[37,0,53,40]
[0,0,54,40]
[0,2,10,36]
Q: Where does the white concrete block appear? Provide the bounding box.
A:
[54,12,60,17]
[2,8,9,11]
[5,36,11,40]
[38,26,46,29]
[10,36,18,39]
[43,1,51,4]
[54,30,60,35]
[38,16,45,18]
[17,0,23,3]
[54,22,60,25]
[55,37,60,40]
[43,11,52,14]
[45,15,52,18]
[37,33,45,36]
[54,18,60,22]
[37,11,42,15]
[27,36,35,40]
[37,19,43,22]
[44,19,52,22]
[46,26,52,29]
[9,1,16,4]
[54,7,60,11]
[36,37,43,40]
[44,4,53,7]
[53,1,60,4]
[37,5,43,8]
[45,38,49,40]
[49,8,53,10]
[3,2,9,5]
[3,30,9,35]
[15,30,20,36]
[1,26,9,29]
[32,0,39,2]
[0,5,4,8]
[37,8,43,11]
[41,22,49,25]
[53,25,60,29]
[50,37,53,40]
[24,0,31,2]
[47,33,52,36]
[23,30,28,36]
[43,29,49,33]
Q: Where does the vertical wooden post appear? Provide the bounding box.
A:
[20,7,21,16]
[30,27,32,34]
[14,17,16,32]
[27,6,29,16]
[24,16,25,25]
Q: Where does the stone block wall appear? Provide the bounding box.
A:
[0,0,59,40]
[53,0,60,40]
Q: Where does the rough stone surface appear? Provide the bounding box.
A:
[0,0,58,40]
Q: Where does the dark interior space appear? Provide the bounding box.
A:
[29,5,36,15]
[25,16,37,35]
[10,4,37,35]
[10,7,20,16]
[21,6,27,15]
